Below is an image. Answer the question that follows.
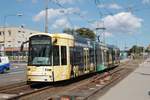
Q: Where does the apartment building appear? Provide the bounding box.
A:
[0,27,41,56]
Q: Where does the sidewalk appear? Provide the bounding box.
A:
[98,58,150,100]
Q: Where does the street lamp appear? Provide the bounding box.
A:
[3,13,23,56]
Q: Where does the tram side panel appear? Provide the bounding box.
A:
[52,37,73,81]
[95,46,105,72]
[70,46,84,77]
[70,46,96,78]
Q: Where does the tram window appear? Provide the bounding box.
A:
[70,47,74,65]
[96,47,101,65]
[95,48,98,65]
[90,48,94,63]
[73,47,83,66]
[117,50,120,59]
[104,50,107,64]
[110,50,112,60]
[109,50,113,63]
[80,48,83,65]
[112,50,114,60]
[53,46,60,66]
[61,46,67,65]
[73,48,77,65]
[107,50,109,62]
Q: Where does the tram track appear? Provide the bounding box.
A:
[43,59,142,100]
[7,86,52,100]
[0,59,142,100]
[19,63,132,100]
[0,82,53,100]
[0,82,26,92]
[84,68,131,100]
[0,68,123,100]
[45,67,128,100]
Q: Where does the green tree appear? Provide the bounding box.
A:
[75,28,96,40]
[129,45,144,54]
[145,45,150,53]
[63,28,75,35]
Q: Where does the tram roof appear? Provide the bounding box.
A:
[30,32,74,40]
[107,44,119,49]
[30,33,119,49]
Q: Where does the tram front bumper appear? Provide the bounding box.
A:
[27,75,53,82]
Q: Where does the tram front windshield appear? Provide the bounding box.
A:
[28,39,52,66]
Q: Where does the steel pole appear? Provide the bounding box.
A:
[45,0,48,33]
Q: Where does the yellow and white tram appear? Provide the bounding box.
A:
[21,32,120,83]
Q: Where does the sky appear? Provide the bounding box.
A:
[0,0,150,50]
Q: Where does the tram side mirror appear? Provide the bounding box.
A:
[20,41,29,52]
[53,38,57,44]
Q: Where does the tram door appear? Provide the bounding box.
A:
[53,46,70,81]
[83,48,90,73]
[104,49,108,67]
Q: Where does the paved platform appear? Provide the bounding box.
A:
[99,58,150,100]
[120,58,129,63]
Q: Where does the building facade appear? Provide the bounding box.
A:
[0,27,41,61]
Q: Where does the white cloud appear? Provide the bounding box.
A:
[33,8,80,21]
[91,12,142,35]
[97,3,122,10]
[52,18,71,29]
[51,0,74,4]
[95,29,113,37]
[104,32,113,37]
[142,0,150,4]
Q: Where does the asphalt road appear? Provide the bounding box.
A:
[0,63,27,87]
